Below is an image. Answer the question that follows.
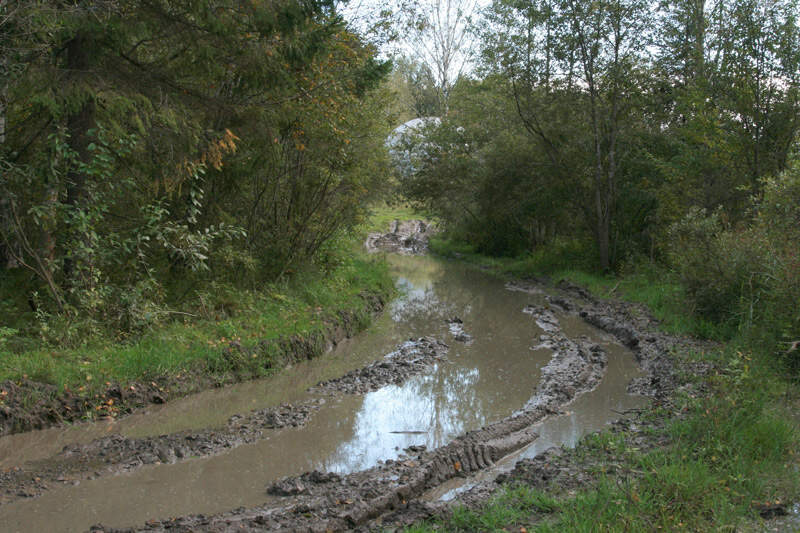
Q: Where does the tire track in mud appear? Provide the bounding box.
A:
[91,306,611,532]
[376,282,716,530]
[0,338,449,506]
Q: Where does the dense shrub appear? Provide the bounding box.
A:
[667,159,800,367]
[755,163,800,366]
[667,208,765,327]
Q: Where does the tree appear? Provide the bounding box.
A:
[480,0,652,270]
[652,0,800,229]
[388,57,441,118]
[715,0,800,184]
[1,0,391,325]
[405,0,478,114]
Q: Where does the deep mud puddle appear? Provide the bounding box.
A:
[0,254,644,532]
[426,338,646,502]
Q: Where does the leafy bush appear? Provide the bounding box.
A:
[667,159,800,366]
[753,163,800,366]
[667,207,767,328]
[0,327,18,352]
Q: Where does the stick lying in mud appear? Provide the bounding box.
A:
[390,431,427,434]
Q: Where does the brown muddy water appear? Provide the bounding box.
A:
[0,255,643,532]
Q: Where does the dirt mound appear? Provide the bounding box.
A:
[365,219,436,255]
[309,337,448,394]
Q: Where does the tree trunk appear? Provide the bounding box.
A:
[0,61,6,146]
[63,31,96,285]
[0,50,11,269]
[596,184,611,272]
[691,0,705,82]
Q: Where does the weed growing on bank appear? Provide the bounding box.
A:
[0,253,393,396]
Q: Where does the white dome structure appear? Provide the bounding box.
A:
[386,117,441,148]
[387,117,441,176]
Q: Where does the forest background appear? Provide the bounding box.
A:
[0,0,798,395]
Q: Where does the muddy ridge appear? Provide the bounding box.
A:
[523,307,607,412]
[365,219,436,255]
[375,284,717,530]
[520,280,713,400]
[0,400,324,505]
[90,300,613,532]
[309,337,448,395]
[0,337,446,506]
[0,291,387,437]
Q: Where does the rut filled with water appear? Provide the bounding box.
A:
[0,254,646,532]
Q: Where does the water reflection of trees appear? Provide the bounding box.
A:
[325,255,555,473]
[391,281,456,324]
[323,365,484,473]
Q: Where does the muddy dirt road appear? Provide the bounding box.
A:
[0,249,652,532]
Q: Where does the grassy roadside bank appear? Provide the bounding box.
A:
[0,249,394,434]
[429,236,728,340]
[409,237,800,532]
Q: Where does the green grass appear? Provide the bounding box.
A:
[430,236,597,274]
[0,253,394,397]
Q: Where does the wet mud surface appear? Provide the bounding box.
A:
[0,400,323,503]
[309,337,449,394]
[365,219,436,255]
[87,302,617,532]
[372,281,720,530]
[0,253,680,532]
[0,338,447,506]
